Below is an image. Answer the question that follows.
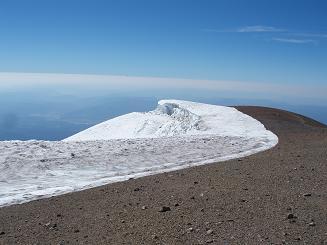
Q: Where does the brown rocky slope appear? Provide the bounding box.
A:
[0,106,326,244]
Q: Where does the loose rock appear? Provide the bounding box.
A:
[159,206,171,212]
[287,213,295,219]
[309,222,316,227]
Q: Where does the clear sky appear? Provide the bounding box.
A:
[0,0,326,98]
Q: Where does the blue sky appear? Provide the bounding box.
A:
[0,0,326,99]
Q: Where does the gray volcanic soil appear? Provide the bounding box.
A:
[0,106,326,244]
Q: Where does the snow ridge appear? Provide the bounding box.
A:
[64,100,277,142]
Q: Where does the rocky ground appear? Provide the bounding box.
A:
[0,106,326,244]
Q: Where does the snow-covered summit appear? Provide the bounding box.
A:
[0,100,278,207]
[64,99,277,142]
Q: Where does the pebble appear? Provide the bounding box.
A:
[141,206,147,210]
[287,213,295,219]
[49,223,57,230]
[309,222,316,227]
[159,206,171,212]
[206,229,213,235]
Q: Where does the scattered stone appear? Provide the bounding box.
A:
[309,222,316,227]
[74,229,80,233]
[190,196,195,200]
[49,223,57,230]
[45,222,51,227]
[71,153,75,158]
[0,231,5,236]
[159,206,171,212]
[121,220,125,223]
[206,239,214,243]
[152,235,158,239]
[57,214,62,217]
[303,193,312,197]
[206,229,213,235]
[134,187,141,192]
[287,213,295,219]
[237,159,242,162]
[194,181,198,185]
[141,206,147,210]
[174,203,179,207]
[188,227,194,232]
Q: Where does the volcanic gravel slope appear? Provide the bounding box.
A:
[0,106,326,245]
